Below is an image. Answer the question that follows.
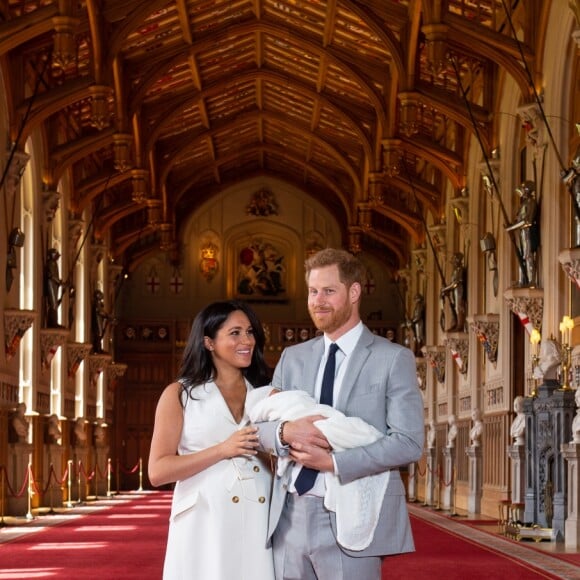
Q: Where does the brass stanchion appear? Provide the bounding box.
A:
[65,459,74,507]
[116,458,120,494]
[137,458,143,492]
[26,459,34,521]
[94,462,99,500]
[76,460,84,505]
[106,458,112,497]
[0,468,6,527]
[47,464,56,515]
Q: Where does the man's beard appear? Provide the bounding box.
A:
[309,303,351,334]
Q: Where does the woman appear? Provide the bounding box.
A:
[149,300,274,580]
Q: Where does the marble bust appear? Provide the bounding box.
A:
[469,408,483,447]
[446,414,457,448]
[427,420,436,449]
[12,402,30,443]
[510,396,526,445]
[47,414,62,445]
[572,388,580,444]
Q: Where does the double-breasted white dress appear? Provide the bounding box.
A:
[163,381,274,580]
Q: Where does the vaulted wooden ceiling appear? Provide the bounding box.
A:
[0,0,544,270]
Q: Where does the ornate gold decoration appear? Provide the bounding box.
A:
[200,241,219,281]
[131,168,148,203]
[246,188,278,216]
[113,133,133,172]
[416,357,427,390]
[399,93,420,137]
[88,85,112,130]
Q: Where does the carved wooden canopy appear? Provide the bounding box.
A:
[0,0,547,270]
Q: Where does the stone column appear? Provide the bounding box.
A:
[44,443,65,510]
[466,445,483,514]
[508,444,526,522]
[7,443,33,516]
[442,446,455,510]
[561,442,580,548]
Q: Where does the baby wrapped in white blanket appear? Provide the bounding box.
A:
[246,387,391,551]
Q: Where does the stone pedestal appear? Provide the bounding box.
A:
[508,444,526,502]
[466,445,483,514]
[561,442,580,548]
[44,444,65,509]
[7,443,33,516]
[508,444,526,522]
[94,446,110,497]
[442,446,455,510]
[72,446,89,502]
[425,447,437,506]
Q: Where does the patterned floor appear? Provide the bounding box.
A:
[408,504,580,580]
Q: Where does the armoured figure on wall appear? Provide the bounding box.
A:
[91,289,110,353]
[411,293,426,351]
[505,181,539,287]
[44,248,65,328]
[440,252,467,332]
[562,143,580,247]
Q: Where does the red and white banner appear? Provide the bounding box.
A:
[450,348,463,370]
[517,312,534,335]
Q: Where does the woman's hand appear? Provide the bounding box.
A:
[220,426,260,458]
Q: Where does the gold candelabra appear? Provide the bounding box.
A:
[559,316,575,391]
[529,328,541,397]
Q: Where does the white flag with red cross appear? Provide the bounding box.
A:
[517,312,534,335]
[450,348,463,370]
[146,267,161,295]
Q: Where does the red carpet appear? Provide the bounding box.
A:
[0,492,170,579]
[1,492,578,579]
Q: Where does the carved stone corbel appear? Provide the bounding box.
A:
[558,247,580,289]
[146,199,162,229]
[450,192,469,226]
[4,309,36,359]
[87,353,112,386]
[40,328,70,368]
[5,149,30,197]
[446,332,469,375]
[517,102,546,160]
[347,227,362,255]
[131,168,148,203]
[88,85,112,130]
[113,133,133,172]
[107,362,128,390]
[66,342,92,377]
[398,92,420,137]
[479,157,500,198]
[503,287,543,334]
[42,188,60,224]
[469,314,499,366]
[423,345,446,384]
[382,139,403,177]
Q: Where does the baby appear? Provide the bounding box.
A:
[246,386,388,551]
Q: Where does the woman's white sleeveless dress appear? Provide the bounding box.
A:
[163,381,274,580]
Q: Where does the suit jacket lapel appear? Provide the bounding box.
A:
[302,338,324,397]
[335,327,374,411]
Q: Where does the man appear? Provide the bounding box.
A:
[258,248,424,580]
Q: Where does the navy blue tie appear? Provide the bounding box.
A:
[294,343,339,495]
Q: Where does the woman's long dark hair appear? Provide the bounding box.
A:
[178,300,271,399]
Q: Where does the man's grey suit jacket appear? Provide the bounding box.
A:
[259,325,425,557]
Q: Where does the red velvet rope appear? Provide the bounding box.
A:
[118,460,140,475]
[0,464,30,498]
[77,461,96,481]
